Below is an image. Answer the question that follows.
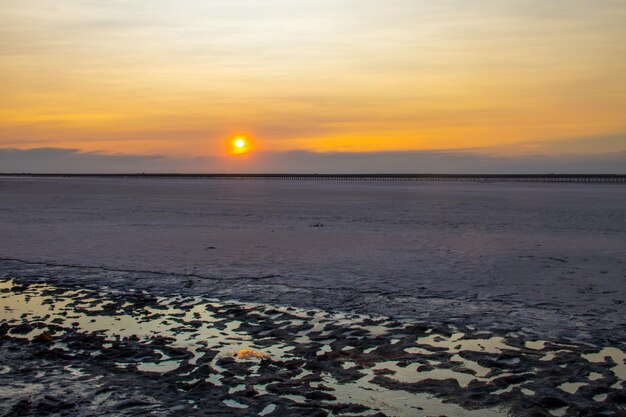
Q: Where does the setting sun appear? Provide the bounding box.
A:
[229,136,252,155]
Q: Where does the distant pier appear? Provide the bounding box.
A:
[1,173,625,183]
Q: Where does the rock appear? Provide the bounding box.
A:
[235,348,269,360]
[36,396,74,413]
[7,399,32,416]
[10,323,33,335]
[33,331,53,343]
[305,391,336,401]
[538,396,568,409]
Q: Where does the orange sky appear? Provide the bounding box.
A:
[1,1,625,159]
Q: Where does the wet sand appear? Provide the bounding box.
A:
[1,177,626,416]
[1,278,624,416]
[0,177,625,342]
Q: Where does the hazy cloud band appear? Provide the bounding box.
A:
[1,147,624,174]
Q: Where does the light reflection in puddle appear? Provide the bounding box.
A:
[404,346,432,355]
[550,406,569,417]
[1,278,625,416]
[222,399,249,409]
[324,372,508,417]
[283,394,307,403]
[416,332,518,354]
[588,372,603,381]
[136,360,182,374]
[583,347,626,380]
[540,350,569,361]
[558,381,586,394]
[259,403,276,415]
[370,360,478,388]
[593,393,608,402]
[227,384,246,394]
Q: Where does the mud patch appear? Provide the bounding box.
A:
[1,277,624,416]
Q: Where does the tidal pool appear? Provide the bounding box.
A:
[1,278,624,416]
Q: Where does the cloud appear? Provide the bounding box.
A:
[485,133,626,156]
[1,147,624,174]
[251,150,626,174]
[0,148,213,173]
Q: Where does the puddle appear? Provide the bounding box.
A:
[136,360,182,373]
[559,382,586,394]
[222,399,249,409]
[588,372,603,381]
[1,277,625,416]
[550,406,569,416]
[583,347,626,380]
[594,393,608,402]
[525,340,547,350]
[326,373,507,417]
[259,403,276,415]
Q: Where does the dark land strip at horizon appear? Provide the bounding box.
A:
[2,173,626,183]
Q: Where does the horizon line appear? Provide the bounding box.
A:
[1,173,625,183]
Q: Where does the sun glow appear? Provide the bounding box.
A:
[229,136,252,154]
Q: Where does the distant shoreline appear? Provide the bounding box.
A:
[1,173,625,183]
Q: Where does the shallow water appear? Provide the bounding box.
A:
[1,277,624,416]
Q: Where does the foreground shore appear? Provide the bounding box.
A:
[2,277,624,416]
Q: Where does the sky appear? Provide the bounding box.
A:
[1,1,625,172]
